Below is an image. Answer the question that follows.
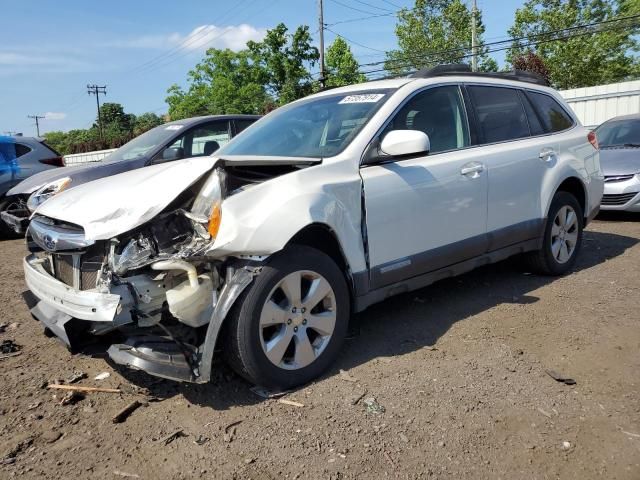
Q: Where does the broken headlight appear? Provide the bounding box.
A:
[26,177,72,212]
[187,168,225,239]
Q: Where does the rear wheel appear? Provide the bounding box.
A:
[523,191,583,275]
[223,245,350,389]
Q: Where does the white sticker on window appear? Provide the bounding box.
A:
[165,125,184,130]
[338,93,385,104]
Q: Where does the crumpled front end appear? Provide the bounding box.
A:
[22,160,314,383]
[23,167,264,383]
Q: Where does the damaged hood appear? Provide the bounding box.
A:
[35,157,217,241]
[599,147,640,176]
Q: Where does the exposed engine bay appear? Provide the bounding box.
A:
[24,161,313,383]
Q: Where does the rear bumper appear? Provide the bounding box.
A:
[1,209,29,234]
[24,254,120,322]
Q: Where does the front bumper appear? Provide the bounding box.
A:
[24,254,120,322]
[1,208,30,234]
[600,174,640,212]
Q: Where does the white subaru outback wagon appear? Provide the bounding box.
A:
[23,66,603,389]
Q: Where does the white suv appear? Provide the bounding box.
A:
[23,66,603,389]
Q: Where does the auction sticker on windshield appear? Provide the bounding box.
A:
[339,93,385,104]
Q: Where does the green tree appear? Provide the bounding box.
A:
[133,112,164,136]
[507,0,640,89]
[247,23,319,104]
[384,0,498,75]
[325,37,366,87]
[166,48,271,120]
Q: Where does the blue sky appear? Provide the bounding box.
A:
[0,0,524,135]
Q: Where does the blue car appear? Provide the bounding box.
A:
[0,136,64,237]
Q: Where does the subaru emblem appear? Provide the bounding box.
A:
[42,234,57,251]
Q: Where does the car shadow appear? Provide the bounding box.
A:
[114,230,638,410]
[596,211,640,222]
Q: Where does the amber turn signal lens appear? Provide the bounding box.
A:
[208,203,222,238]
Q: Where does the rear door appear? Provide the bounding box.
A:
[361,84,488,290]
[464,84,553,250]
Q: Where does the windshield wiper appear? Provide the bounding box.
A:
[623,143,640,148]
[600,143,640,148]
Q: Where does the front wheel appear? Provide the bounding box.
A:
[523,191,583,275]
[223,245,350,389]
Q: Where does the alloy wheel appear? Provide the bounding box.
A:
[551,205,579,264]
[259,270,337,370]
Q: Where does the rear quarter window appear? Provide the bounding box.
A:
[15,143,32,157]
[526,91,574,133]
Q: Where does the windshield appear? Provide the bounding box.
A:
[219,89,394,158]
[596,118,640,147]
[104,123,183,163]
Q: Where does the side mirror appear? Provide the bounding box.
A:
[380,130,430,158]
[160,147,184,162]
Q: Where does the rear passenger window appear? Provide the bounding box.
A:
[527,91,574,133]
[15,143,32,157]
[385,85,470,154]
[468,86,530,144]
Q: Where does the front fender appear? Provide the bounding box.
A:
[211,164,367,274]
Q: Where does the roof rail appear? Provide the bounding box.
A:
[409,64,550,86]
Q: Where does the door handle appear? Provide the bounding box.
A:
[460,162,485,177]
[539,148,557,163]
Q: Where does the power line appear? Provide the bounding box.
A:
[325,27,387,53]
[27,115,45,137]
[351,0,394,13]
[360,19,640,77]
[358,13,640,73]
[87,84,107,140]
[327,0,383,16]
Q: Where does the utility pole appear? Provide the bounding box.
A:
[318,0,326,88]
[471,0,478,72]
[27,115,45,137]
[87,84,107,140]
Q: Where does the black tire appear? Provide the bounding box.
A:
[222,245,350,389]
[523,191,583,275]
[0,197,21,239]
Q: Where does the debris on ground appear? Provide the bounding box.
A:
[47,384,121,394]
[277,398,304,408]
[224,421,242,443]
[339,369,358,382]
[363,397,385,414]
[537,407,553,418]
[0,339,21,355]
[545,369,577,385]
[113,470,140,478]
[249,385,290,399]
[161,429,187,445]
[348,390,367,406]
[562,441,572,451]
[27,401,41,410]
[94,372,110,381]
[59,391,84,406]
[66,371,87,384]
[112,400,144,424]
[193,435,209,445]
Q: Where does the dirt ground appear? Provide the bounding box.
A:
[0,213,639,479]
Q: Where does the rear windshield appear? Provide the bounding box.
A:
[596,118,640,147]
[219,89,394,158]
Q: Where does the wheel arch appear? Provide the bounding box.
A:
[284,222,356,307]
[548,176,588,222]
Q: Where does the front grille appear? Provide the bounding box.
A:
[604,174,635,183]
[53,255,75,287]
[601,193,638,206]
[51,243,106,290]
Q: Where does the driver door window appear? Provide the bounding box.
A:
[384,85,470,154]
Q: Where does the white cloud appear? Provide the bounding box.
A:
[44,112,67,120]
[107,24,267,52]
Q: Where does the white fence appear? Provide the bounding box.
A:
[559,80,640,128]
[63,148,116,166]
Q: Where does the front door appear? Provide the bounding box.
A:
[360,85,488,290]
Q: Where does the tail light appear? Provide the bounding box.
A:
[587,131,599,150]
[38,156,65,167]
